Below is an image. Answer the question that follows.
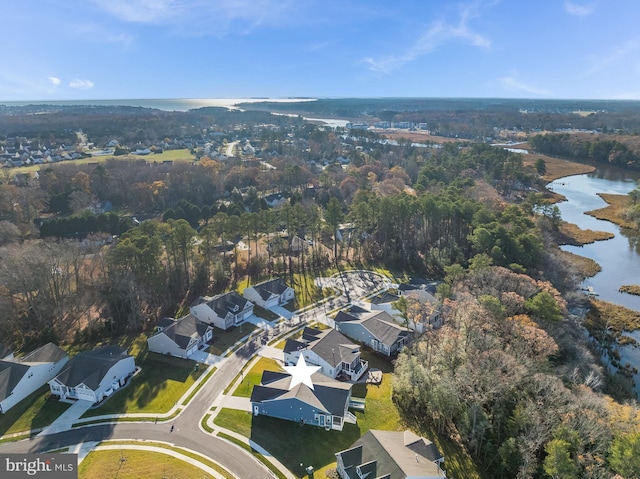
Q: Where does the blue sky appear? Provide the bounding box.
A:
[2,0,640,101]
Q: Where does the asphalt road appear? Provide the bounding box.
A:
[0,269,391,478]
[0,342,273,479]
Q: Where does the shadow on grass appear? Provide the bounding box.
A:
[0,386,70,437]
[250,414,362,474]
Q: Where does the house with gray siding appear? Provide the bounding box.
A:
[250,370,355,431]
[0,343,68,413]
[334,308,411,357]
[49,345,135,404]
[284,327,368,381]
[335,429,445,479]
[243,278,294,309]
[190,291,254,330]
[147,315,213,359]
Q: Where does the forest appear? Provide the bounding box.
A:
[1,102,640,478]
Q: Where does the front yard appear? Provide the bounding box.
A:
[216,353,403,476]
[0,386,71,437]
[83,335,206,417]
[208,323,258,356]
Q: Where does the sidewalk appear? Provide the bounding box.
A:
[38,400,93,436]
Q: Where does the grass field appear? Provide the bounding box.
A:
[208,323,257,356]
[78,448,215,479]
[7,148,195,176]
[232,357,282,398]
[557,250,601,278]
[586,193,638,230]
[557,221,614,245]
[0,386,71,436]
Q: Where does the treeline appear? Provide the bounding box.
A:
[39,212,134,238]
[530,133,640,169]
[394,265,640,479]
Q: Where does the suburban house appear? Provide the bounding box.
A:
[283,327,368,382]
[250,370,356,431]
[0,343,69,414]
[335,429,446,479]
[147,315,213,359]
[243,278,295,309]
[334,307,411,357]
[354,288,441,334]
[48,345,136,404]
[190,291,254,330]
[263,193,288,208]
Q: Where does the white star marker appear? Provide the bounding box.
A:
[284,355,321,390]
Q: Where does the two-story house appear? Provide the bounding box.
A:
[190,291,254,330]
[147,315,213,359]
[283,327,368,382]
[243,278,295,310]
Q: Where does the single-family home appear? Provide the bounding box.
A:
[49,345,136,404]
[334,308,411,357]
[190,291,254,330]
[250,370,356,431]
[284,327,368,382]
[335,429,445,479]
[0,343,69,413]
[243,278,295,309]
[147,315,213,359]
[263,193,288,208]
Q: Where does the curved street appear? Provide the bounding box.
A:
[0,270,392,478]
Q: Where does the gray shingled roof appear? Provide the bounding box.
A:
[284,327,361,368]
[335,310,410,347]
[203,292,249,318]
[154,314,210,349]
[21,343,67,364]
[0,361,30,401]
[0,343,67,402]
[336,430,444,479]
[251,370,351,417]
[53,345,132,391]
[251,278,290,301]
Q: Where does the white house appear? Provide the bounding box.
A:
[49,345,136,404]
[147,315,213,359]
[190,291,254,330]
[0,343,69,413]
[243,278,295,309]
[284,327,368,382]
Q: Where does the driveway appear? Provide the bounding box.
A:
[270,305,294,319]
[190,350,223,365]
[38,400,93,436]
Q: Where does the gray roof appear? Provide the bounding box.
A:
[336,430,444,479]
[0,361,30,402]
[284,327,361,368]
[196,291,250,318]
[251,370,351,416]
[157,317,177,329]
[370,292,400,305]
[335,310,410,347]
[0,342,11,359]
[53,345,132,391]
[250,278,291,301]
[154,314,211,349]
[0,343,67,402]
[21,343,67,364]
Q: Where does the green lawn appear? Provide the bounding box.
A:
[208,323,257,356]
[9,149,195,176]
[216,371,404,476]
[0,386,71,436]
[232,357,282,398]
[253,305,280,321]
[79,449,216,479]
[82,339,205,417]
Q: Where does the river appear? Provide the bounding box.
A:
[549,165,640,311]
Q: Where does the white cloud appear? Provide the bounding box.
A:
[69,79,95,89]
[498,75,549,96]
[587,38,640,75]
[564,1,595,17]
[48,76,61,86]
[91,0,293,34]
[364,3,491,73]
